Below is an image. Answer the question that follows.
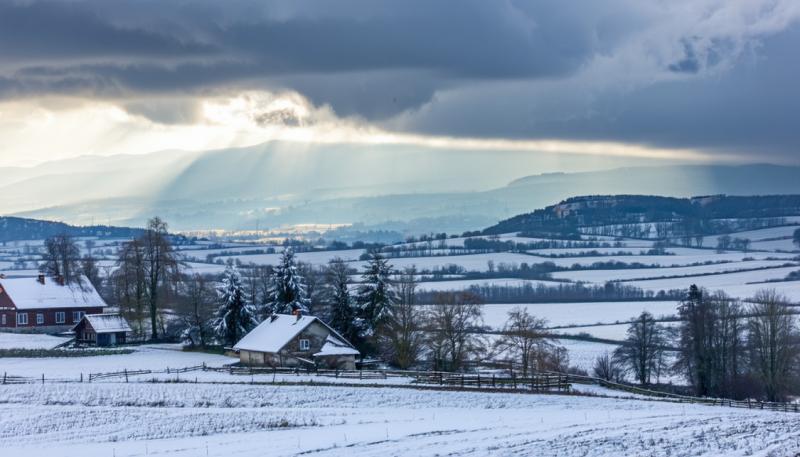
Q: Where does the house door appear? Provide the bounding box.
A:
[109,333,116,345]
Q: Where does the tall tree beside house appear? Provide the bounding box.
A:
[178,273,217,348]
[265,248,310,316]
[613,311,667,385]
[213,265,258,347]
[112,238,147,336]
[81,253,102,290]
[324,258,359,344]
[141,217,180,340]
[40,233,81,283]
[380,267,425,369]
[356,250,397,337]
[748,289,798,402]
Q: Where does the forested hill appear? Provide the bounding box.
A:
[482,194,800,238]
[0,216,144,242]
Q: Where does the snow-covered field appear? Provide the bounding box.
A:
[625,266,800,294]
[0,332,72,350]
[0,381,797,457]
[0,344,237,377]
[549,260,794,283]
[474,301,680,329]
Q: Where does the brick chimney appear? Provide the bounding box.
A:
[37,274,45,285]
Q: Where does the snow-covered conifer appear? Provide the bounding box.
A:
[212,265,258,346]
[265,248,310,316]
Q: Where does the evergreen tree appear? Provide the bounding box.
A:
[213,265,258,346]
[265,248,310,316]
[356,251,397,337]
[325,258,359,343]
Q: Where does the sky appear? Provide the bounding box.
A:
[0,0,799,168]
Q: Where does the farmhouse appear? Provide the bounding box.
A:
[72,313,132,346]
[0,274,106,332]
[234,313,360,370]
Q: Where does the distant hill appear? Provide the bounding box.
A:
[6,142,800,234]
[483,194,800,238]
[0,217,144,242]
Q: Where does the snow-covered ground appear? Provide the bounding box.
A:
[0,332,72,350]
[0,382,797,457]
[626,266,800,294]
[473,301,680,329]
[549,260,794,283]
[0,344,237,377]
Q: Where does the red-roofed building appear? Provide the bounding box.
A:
[0,274,106,332]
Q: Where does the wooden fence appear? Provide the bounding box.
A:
[3,365,799,413]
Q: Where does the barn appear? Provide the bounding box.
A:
[234,313,360,370]
[72,313,132,346]
[0,274,106,333]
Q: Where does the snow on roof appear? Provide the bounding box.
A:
[313,334,360,357]
[0,275,107,310]
[233,314,318,353]
[74,314,132,333]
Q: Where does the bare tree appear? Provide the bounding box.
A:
[748,290,797,402]
[380,267,424,369]
[426,292,484,372]
[614,311,667,385]
[593,352,621,382]
[177,274,216,348]
[141,217,180,339]
[113,239,147,337]
[493,307,551,376]
[41,234,81,283]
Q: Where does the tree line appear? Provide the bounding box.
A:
[598,285,799,402]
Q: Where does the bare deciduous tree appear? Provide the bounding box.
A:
[426,292,484,372]
[380,267,424,369]
[493,307,551,376]
[748,290,797,402]
[614,311,667,385]
[41,234,81,283]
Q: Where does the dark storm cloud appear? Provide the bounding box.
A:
[0,0,597,101]
[1,0,799,161]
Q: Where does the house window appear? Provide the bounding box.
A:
[72,311,84,323]
[17,313,28,325]
[55,312,65,324]
[299,339,310,351]
[36,313,44,325]
[1,314,5,325]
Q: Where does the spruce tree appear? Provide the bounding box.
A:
[356,251,396,336]
[213,265,258,346]
[265,248,310,316]
[325,258,358,343]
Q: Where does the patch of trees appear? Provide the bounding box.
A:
[606,285,800,402]
[418,282,681,304]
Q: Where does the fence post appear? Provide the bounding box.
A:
[477,374,481,389]
[492,375,495,388]
[42,374,44,384]
[124,369,128,383]
[2,372,5,385]
[80,373,83,383]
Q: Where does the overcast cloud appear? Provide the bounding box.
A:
[1,0,799,163]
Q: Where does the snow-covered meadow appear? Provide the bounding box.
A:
[0,380,797,457]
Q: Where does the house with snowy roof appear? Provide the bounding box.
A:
[0,274,106,332]
[72,313,132,346]
[233,313,360,370]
